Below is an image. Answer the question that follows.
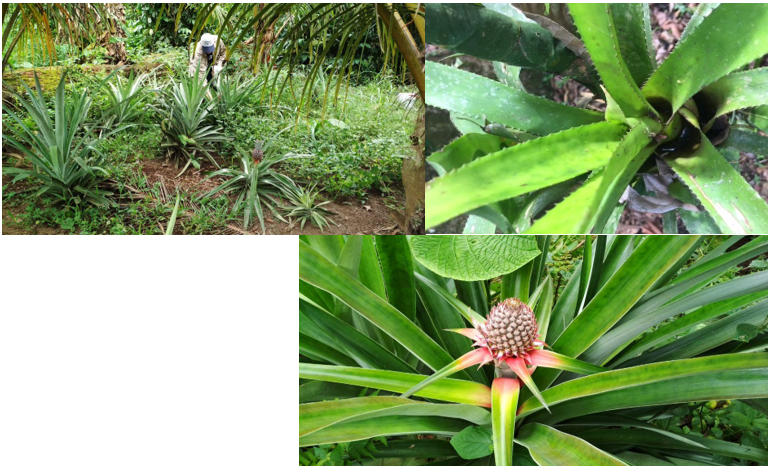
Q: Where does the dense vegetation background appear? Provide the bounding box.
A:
[2,3,424,235]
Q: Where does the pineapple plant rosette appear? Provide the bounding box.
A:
[299,235,768,466]
[425,3,768,234]
[402,296,607,413]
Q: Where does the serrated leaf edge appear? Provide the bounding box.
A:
[569,3,653,117]
[642,3,768,111]
[426,61,604,137]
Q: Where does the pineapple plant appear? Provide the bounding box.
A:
[425,3,768,234]
[197,139,303,233]
[299,235,768,466]
[153,72,228,176]
[402,295,606,412]
[2,71,128,207]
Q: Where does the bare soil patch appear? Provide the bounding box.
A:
[2,157,403,235]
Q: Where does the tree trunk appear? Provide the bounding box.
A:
[375,4,425,234]
[253,3,276,73]
[403,105,426,234]
[102,4,127,65]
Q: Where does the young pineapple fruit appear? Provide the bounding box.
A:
[251,140,264,165]
[480,298,539,361]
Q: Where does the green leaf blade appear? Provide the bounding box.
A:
[700,67,768,122]
[516,423,630,465]
[720,129,768,159]
[552,236,701,358]
[609,3,656,86]
[492,378,520,466]
[428,133,511,177]
[375,236,417,323]
[299,297,415,373]
[569,3,652,117]
[643,3,768,112]
[525,172,605,234]
[519,353,768,421]
[300,241,453,371]
[299,363,492,407]
[578,428,768,464]
[299,415,472,447]
[426,122,628,229]
[300,397,491,439]
[426,61,604,136]
[427,3,574,70]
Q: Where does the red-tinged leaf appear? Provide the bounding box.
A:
[506,357,550,413]
[447,328,482,340]
[492,378,520,466]
[402,348,493,399]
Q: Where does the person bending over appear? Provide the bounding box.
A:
[189,33,227,89]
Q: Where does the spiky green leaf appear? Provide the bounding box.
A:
[569,3,652,117]
[426,122,627,229]
[643,4,768,112]
[426,61,604,136]
[427,3,575,70]
[700,68,768,123]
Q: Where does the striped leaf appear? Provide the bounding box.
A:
[519,353,768,421]
[300,241,453,371]
[299,363,492,407]
[300,396,491,438]
[300,415,472,447]
[552,236,701,358]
